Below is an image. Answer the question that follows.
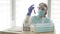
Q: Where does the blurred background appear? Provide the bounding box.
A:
[0,0,60,34]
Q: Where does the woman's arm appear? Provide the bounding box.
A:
[23,4,34,24]
[23,5,34,31]
[24,4,34,23]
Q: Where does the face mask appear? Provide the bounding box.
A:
[38,10,45,16]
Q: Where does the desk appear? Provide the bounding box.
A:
[0,27,54,34]
[23,31,54,34]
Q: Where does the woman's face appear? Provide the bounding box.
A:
[38,3,47,15]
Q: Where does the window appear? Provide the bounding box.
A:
[0,0,11,31]
[51,0,60,34]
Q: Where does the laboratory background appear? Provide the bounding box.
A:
[0,0,60,34]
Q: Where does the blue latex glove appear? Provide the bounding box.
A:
[27,4,34,16]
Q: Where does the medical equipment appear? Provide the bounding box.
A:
[38,10,45,16]
[27,4,34,16]
[33,23,54,32]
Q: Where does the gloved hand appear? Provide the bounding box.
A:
[27,4,34,16]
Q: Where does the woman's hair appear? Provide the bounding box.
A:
[39,3,48,10]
